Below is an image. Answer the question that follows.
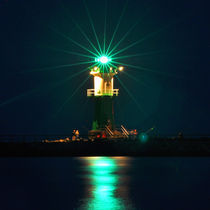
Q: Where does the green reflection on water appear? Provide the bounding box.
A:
[78,157,127,210]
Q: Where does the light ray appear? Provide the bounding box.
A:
[108,20,138,56]
[116,75,146,116]
[121,61,186,79]
[0,89,37,108]
[105,0,128,55]
[49,26,98,57]
[108,62,117,69]
[71,18,101,56]
[112,50,167,60]
[122,71,139,82]
[0,66,91,108]
[60,0,101,56]
[103,0,107,54]
[111,30,161,57]
[19,61,94,74]
[122,71,153,89]
[83,0,103,54]
[111,19,179,57]
[108,7,151,56]
[33,44,94,59]
[111,61,180,78]
[106,63,112,74]
[55,75,90,115]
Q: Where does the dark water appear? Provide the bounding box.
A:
[0,157,210,210]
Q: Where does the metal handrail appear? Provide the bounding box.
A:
[105,125,114,136]
[87,89,119,96]
[121,125,129,137]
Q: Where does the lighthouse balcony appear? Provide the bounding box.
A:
[87,89,119,96]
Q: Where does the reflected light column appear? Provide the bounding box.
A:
[78,157,131,210]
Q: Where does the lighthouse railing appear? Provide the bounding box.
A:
[87,89,119,96]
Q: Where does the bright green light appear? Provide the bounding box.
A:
[77,157,132,209]
[100,56,109,63]
[95,56,111,64]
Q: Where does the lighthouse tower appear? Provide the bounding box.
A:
[87,56,123,138]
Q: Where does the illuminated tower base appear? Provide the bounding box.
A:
[93,96,115,130]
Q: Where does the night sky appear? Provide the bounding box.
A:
[0,0,209,136]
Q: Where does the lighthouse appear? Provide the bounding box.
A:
[87,55,124,138]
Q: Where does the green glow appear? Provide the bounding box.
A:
[78,157,126,210]
[95,56,111,64]
[139,133,149,143]
[90,64,119,76]
[90,66,100,74]
[90,158,116,171]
